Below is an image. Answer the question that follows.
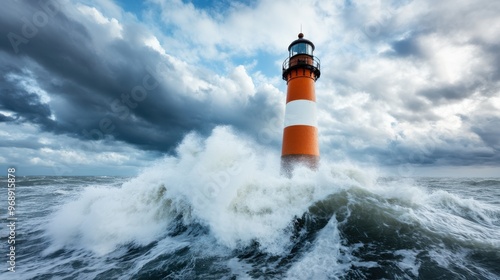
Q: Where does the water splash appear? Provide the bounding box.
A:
[45,126,372,255]
[42,126,500,278]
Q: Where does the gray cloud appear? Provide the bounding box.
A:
[0,88,53,126]
[0,0,283,156]
[1,0,499,175]
[419,84,471,104]
[387,36,423,58]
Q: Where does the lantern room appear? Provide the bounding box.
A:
[288,32,315,56]
[282,33,321,81]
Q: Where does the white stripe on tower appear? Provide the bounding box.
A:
[284,99,318,127]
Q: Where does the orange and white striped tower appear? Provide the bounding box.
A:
[281,33,321,175]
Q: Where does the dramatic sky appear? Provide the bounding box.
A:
[1,0,499,176]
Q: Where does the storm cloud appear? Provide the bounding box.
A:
[1,0,499,175]
[0,0,282,155]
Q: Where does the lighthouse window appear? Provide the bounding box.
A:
[290,43,313,56]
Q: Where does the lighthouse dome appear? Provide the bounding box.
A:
[288,33,315,57]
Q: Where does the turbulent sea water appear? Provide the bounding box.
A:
[2,128,500,279]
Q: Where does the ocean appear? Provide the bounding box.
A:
[2,128,500,279]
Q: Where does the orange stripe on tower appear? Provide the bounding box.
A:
[281,33,321,176]
[286,72,316,103]
[282,125,319,155]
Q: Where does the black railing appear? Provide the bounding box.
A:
[282,55,321,80]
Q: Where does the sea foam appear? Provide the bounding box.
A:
[45,126,371,255]
[45,125,500,269]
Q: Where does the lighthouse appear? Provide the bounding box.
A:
[281,33,321,175]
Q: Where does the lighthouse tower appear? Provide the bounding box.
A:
[281,33,321,175]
